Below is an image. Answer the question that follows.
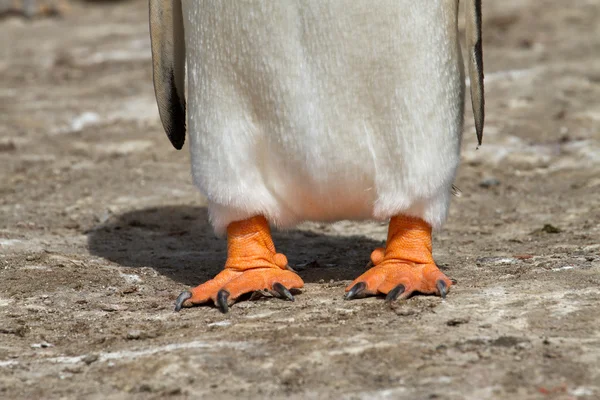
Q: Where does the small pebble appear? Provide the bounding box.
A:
[531,224,562,235]
[126,330,143,340]
[0,140,16,152]
[121,286,138,294]
[82,354,99,365]
[63,365,83,374]
[479,177,500,188]
[446,317,470,326]
[31,342,53,349]
[101,304,127,312]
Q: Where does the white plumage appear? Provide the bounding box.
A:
[150,0,483,235]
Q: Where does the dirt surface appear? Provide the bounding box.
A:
[1,1,600,399]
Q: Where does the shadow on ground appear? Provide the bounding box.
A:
[87,206,383,286]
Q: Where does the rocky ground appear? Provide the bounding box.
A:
[1,1,599,399]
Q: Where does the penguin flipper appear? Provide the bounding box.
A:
[149,0,186,150]
[466,0,484,146]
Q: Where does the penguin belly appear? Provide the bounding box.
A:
[183,0,465,235]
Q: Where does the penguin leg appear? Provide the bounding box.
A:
[175,216,304,313]
[345,215,452,301]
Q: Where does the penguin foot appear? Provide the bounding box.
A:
[174,216,304,313]
[345,215,453,301]
[345,262,451,301]
[175,268,303,313]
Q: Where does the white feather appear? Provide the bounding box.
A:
[182,0,465,235]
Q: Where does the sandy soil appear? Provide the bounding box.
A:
[1,1,599,399]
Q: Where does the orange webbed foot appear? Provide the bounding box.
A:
[345,262,452,301]
[345,216,452,301]
[175,216,304,313]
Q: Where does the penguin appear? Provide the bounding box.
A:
[149,0,484,313]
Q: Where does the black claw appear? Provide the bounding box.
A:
[174,291,192,312]
[284,264,297,273]
[272,282,295,302]
[216,290,230,313]
[437,280,448,299]
[345,282,366,300]
[385,284,405,303]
